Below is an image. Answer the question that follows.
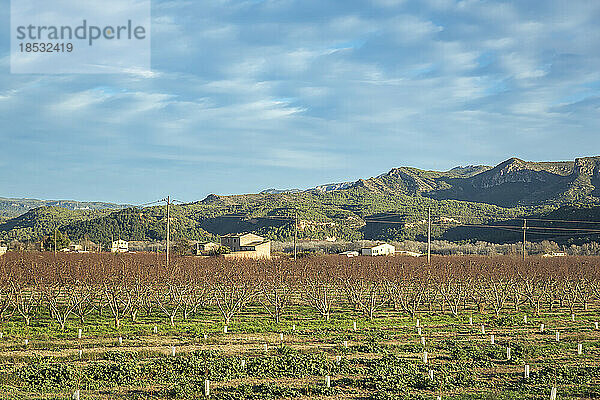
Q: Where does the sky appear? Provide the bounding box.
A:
[1,0,600,204]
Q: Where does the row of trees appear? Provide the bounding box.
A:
[274,239,600,257]
[0,253,598,329]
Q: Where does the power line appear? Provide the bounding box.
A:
[364,219,600,234]
[526,217,600,225]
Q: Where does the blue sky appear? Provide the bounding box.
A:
[1,0,600,204]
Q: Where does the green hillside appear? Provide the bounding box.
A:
[2,156,600,245]
[0,197,127,219]
[0,207,110,242]
[0,187,524,244]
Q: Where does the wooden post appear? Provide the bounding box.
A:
[481,324,485,334]
[118,336,123,346]
[429,370,434,381]
[490,334,495,345]
[154,326,158,334]
[578,343,583,355]
[171,346,176,357]
[326,375,331,388]
[421,336,426,346]
[523,315,527,324]
[469,316,473,326]
[204,379,210,396]
[78,329,82,339]
[418,327,422,336]
[522,219,527,261]
[427,207,431,265]
[72,389,80,400]
[423,351,428,364]
[293,210,298,261]
[343,340,348,348]
[223,325,228,334]
[555,331,560,342]
[506,347,511,360]
[166,196,170,268]
[540,323,545,333]
[550,387,557,400]
[524,364,530,379]
[353,321,357,331]
[78,349,83,358]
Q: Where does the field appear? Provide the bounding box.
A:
[0,253,599,399]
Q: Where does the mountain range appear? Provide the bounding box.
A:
[2,156,600,245]
[265,156,600,208]
[0,197,128,220]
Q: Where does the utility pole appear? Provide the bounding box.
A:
[522,218,527,261]
[427,207,431,265]
[166,196,171,268]
[293,209,298,261]
[54,229,57,256]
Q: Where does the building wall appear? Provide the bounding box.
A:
[252,241,271,258]
[222,241,271,259]
[111,240,129,253]
[221,236,240,251]
[202,243,220,251]
[221,234,265,252]
[239,233,264,247]
[362,244,395,256]
[196,242,220,255]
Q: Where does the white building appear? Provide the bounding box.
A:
[111,239,129,253]
[0,246,7,256]
[542,252,567,258]
[69,243,83,252]
[340,250,359,258]
[196,242,220,256]
[396,250,423,257]
[221,233,271,259]
[361,243,396,256]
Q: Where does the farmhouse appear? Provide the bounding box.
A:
[196,242,220,256]
[69,243,83,252]
[221,233,271,259]
[542,252,567,258]
[0,246,6,256]
[111,239,129,253]
[361,243,395,256]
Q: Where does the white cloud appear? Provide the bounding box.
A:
[2,0,600,202]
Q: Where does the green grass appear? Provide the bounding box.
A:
[0,303,599,399]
